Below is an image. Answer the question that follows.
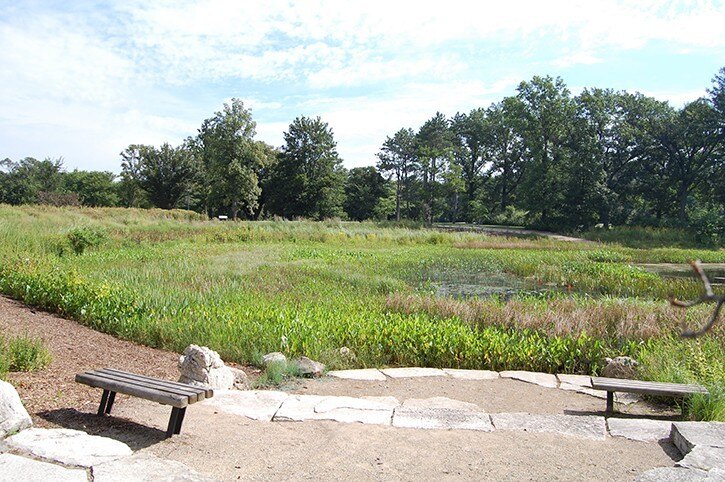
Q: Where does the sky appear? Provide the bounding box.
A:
[1,0,724,174]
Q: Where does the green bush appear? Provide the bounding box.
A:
[66,226,108,254]
[0,333,52,378]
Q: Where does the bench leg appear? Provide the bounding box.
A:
[97,389,110,415]
[606,391,614,414]
[105,391,116,414]
[166,407,187,438]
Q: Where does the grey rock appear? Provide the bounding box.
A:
[491,413,607,440]
[380,367,446,378]
[229,367,249,390]
[0,380,32,439]
[178,345,235,390]
[93,452,216,481]
[500,371,558,389]
[443,369,499,380]
[294,356,325,377]
[0,453,87,482]
[327,369,387,381]
[672,422,725,454]
[635,467,721,481]
[607,417,673,442]
[262,352,287,366]
[678,446,725,472]
[602,356,638,379]
[6,428,132,467]
[392,407,493,432]
[204,390,288,422]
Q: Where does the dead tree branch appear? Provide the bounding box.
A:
[671,260,724,337]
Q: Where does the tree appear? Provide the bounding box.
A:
[376,128,418,221]
[266,116,346,220]
[119,145,151,208]
[451,108,488,221]
[137,143,200,210]
[343,167,390,221]
[63,170,119,207]
[417,113,454,223]
[484,98,526,213]
[0,157,64,205]
[197,99,271,219]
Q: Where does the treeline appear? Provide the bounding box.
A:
[2,68,724,238]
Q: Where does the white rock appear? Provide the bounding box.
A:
[401,397,480,411]
[491,413,607,440]
[314,396,399,413]
[443,369,499,380]
[327,369,387,381]
[6,428,132,467]
[556,374,592,387]
[294,356,325,377]
[273,395,328,422]
[0,380,32,439]
[677,446,725,472]
[392,407,493,432]
[607,418,673,442]
[0,453,87,482]
[380,367,446,378]
[93,452,216,481]
[229,367,249,390]
[203,390,288,421]
[500,371,558,389]
[178,345,235,390]
[262,352,287,366]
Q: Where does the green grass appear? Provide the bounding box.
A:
[0,333,52,378]
[0,204,723,419]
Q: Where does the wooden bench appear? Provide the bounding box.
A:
[591,376,708,415]
[75,368,213,438]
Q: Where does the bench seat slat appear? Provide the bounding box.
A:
[102,368,213,398]
[76,373,189,408]
[591,377,708,396]
[96,369,206,401]
[83,371,200,403]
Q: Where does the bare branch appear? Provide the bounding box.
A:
[670,260,724,337]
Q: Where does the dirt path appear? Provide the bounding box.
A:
[0,295,677,481]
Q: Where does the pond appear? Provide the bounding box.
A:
[431,271,553,299]
[635,263,725,284]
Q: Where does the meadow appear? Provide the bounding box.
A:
[0,205,722,420]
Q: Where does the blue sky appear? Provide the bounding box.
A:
[1,0,724,173]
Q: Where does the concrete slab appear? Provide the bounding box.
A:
[499,371,558,389]
[401,397,480,411]
[491,413,607,440]
[558,383,608,399]
[677,446,725,472]
[273,395,328,422]
[275,395,394,425]
[556,374,592,387]
[93,452,216,482]
[0,453,87,482]
[204,390,288,422]
[442,369,499,380]
[607,418,673,442]
[392,407,493,432]
[635,467,720,481]
[380,367,446,378]
[5,428,132,467]
[314,396,399,413]
[326,369,387,381]
[672,422,725,454]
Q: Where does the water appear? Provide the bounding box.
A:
[636,263,725,284]
[432,271,552,299]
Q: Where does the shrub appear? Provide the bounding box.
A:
[66,226,107,254]
[0,333,52,378]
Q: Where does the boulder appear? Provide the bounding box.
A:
[262,352,287,366]
[178,345,235,390]
[294,356,325,377]
[601,356,638,379]
[229,367,249,390]
[0,380,32,439]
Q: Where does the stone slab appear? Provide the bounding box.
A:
[672,422,725,454]
[558,382,608,399]
[93,452,216,482]
[556,374,592,387]
[635,467,721,481]
[6,428,132,467]
[327,369,387,381]
[203,390,288,421]
[0,380,32,439]
[677,446,725,472]
[0,453,87,482]
[274,395,395,425]
[442,369,499,380]
[273,395,328,422]
[500,371,558,389]
[380,367,446,378]
[607,418,673,442]
[392,407,493,432]
[491,413,607,440]
[401,397,480,411]
[314,396,399,413]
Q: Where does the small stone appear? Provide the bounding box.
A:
[500,371,558,389]
[0,453,87,481]
[327,369,387,381]
[491,413,607,440]
[262,352,287,366]
[294,356,325,377]
[443,369,499,380]
[392,407,493,432]
[607,418,673,442]
[229,367,249,390]
[0,380,32,439]
[204,390,288,421]
[380,367,446,378]
[178,345,235,390]
[92,452,216,482]
[6,428,132,467]
[677,446,725,472]
[602,356,638,379]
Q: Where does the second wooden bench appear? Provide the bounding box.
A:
[591,376,708,416]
